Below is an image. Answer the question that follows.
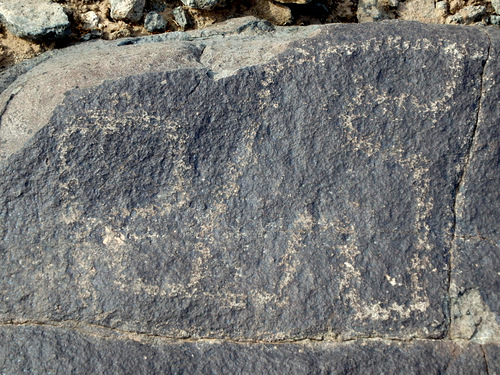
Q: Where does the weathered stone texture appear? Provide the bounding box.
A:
[0,0,70,41]
[0,19,499,372]
[0,21,492,342]
[449,27,500,344]
[483,344,500,375]
[0,325,490,374]
[110,0,146,22]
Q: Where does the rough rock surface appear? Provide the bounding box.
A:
[449,27,500,344]
[493,0,500,15]
[0,325,489,374]
[0,0,70,41]
[483,344,500,374]
[173,6,191,29]
[0,18,499,372]
[357,0,397,22]
[110,0,147,22]
[144,11,168,32]
[4,0,500,72]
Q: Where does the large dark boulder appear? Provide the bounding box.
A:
[0,18,498,373]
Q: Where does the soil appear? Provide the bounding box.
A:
[0,0,498,72]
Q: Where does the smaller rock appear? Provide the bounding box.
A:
[492,0,500,15]
[357,0,395,22]
[435,1,447,13]
[446,14,464,24]
[398,0,439,23]
[0,0,70,42]
[172,7,191,29]
[462,5,486,22]
[490,15,500,26]
[110,0,146,23]
[80,30,102,41]
[180,0,225,10]
[144,11,167,33]
[435,1,448,20]
[448,5,486,25]
[81,11,100,30]
[236,18,275,34]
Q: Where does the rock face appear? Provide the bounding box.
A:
[0,325,490,374]
[449,27,500,344]
[0,0,70,41]
[0,18,499,372]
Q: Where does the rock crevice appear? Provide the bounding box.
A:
[447,26,492,340]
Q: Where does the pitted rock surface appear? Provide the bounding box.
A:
[0,19,499,373]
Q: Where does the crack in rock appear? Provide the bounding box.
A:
[448,28,492,340]
[0,320,494,345]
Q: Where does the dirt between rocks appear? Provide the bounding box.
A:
[0,0,498,72]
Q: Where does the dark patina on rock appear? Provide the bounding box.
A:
[0,18,499,372]
[449,27,500,343]
[0,324,489,374]
[0,19,490,340]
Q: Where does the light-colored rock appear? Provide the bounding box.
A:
[0,0,70,41]
[172,7,191,29]
[435,1,447,10]
[110,0,146,22]
[447,5,486,25]
[398,0,440,24]
[491,15,500,26]
[435,1,448,19]
[462,5,486,22]
[450,289,500,344]
[492,0,500,15]
[81,11,100,30]
[144,11,167,33]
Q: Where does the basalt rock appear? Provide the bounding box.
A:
[449,27,500,344]
[0,18,499,373]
